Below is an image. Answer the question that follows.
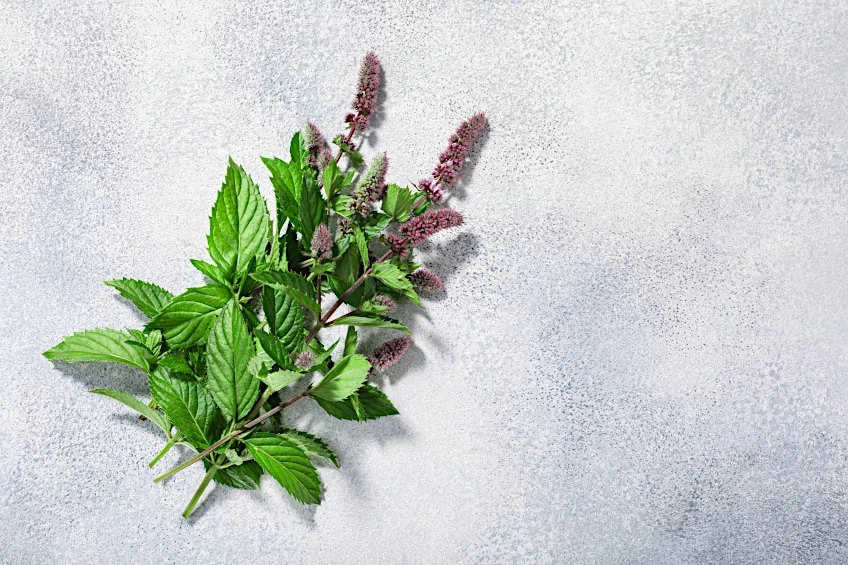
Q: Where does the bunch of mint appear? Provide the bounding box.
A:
[44,52,486,518]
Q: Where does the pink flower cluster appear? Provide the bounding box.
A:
[408,269,444,293]
[310,224,333,259]
[352,153,388,214]
[372,294,397,313]
[346,51,381,133]
[397,208,464,246]
[432,113,487,185]
[295,351,315,370]
[303,122,333,170]
[368,336,411,372]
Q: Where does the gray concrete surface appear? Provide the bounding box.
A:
[2,1,848,563]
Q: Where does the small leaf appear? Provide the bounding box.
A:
[252,271,320,314]
[255,330,297,370]
[278,429,338,467]
[370,263,420,305]
[311,354,370,402]
[90,388,170,434]
[299,173,325,242]
[190,259,228,285]
[105,279,174,319]
[322,159,342,200]
[332,135,363,167]
[148,366,221,449]
[147,285,232,349]
[315,384,399,422]
[328,313,410,333]
[362,213,392,238]
[261,287,304,350]
[245,433,321,504]
[44,329,151,372]
[343,326,358,356]
[353,225,369,268]
[380,183,414,222]
[206,301,259,421]
[261,370,302,392]
[158,354,193,374]
[206,459,262,490]
[207,158,271,282]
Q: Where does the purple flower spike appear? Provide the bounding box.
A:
[303,122,333,170]
[418,178,444,203]
[398,208,464,246]
[348,51,381,133]
[372,294,397,313]
[368,336,412,372]
[432,113,488,186]
[295,351,315,370]
[310,224,333,259]
[408,269,445,293]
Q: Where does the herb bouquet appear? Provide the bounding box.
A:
[44,52,487,517]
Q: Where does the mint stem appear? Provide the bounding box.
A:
[149,432,182,468]
[182,464,217,518]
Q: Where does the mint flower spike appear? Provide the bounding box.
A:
[310,224,333,259]
[369,336,412,372]
[348,51,381,133]
[408,269,445,293]
[303,121,333,170]
[397,208,464,246]
[352,152,388,214]
[432,112,488,186]
[295,351,315,370]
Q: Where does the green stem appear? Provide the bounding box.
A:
[149,433,183,468]
[182,464,217,518]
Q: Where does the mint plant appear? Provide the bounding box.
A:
[44,52,487,518]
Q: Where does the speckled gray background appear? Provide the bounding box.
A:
[2,1,848,563]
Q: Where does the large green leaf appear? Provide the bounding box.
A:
[370,262,420,305]
[327,313,410,333]
[310,354,370,402]
[252,271,319,314]
[148,366,221,449]
[90,388,170,434]
[261,287,304,351]
[262,157,300,231]
[147,285,231,349]
[207,158,271,281]
[206,301,258,421]
[44,329,151,372]
[245,432,321,504]
[205,459,262,490]
[315,384,399,422]
[278,429,338,467]
[298,173,324,242]
[381,183,414,222]
[105,279,174,319]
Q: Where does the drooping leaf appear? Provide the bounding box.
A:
[343,326,358,357]
[261,370,302,392]
[252,271,320,314]
[205,459,262,490]
[147,285,232,349]
[315,384,399,422]
[327,313,410,333]
[381,184,415,222]
[44,329,151,372]
[105,278,174,319]
[310,354,370,402]
[148,366,221,449]
[90,388,170,434]
[207,158,271,282]
[245,433,321,504]
[370,262,420,305]
[278,429,338,467]
[206,301,259,421]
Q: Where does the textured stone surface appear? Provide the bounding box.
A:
[2,1,848,563]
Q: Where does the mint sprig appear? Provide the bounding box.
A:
[43,52,487,518]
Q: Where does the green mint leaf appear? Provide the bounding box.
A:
[248,339,274,377]
[261,370,302,393]
[315,384,399,422]
[251,271,320,314]
[105,278,174,319]
[328,313,410,333]
[298,173,325,242]
[331,195,355,218]
[205,459,262,490]
[207,158,271,282]
[310,354,370,402]
[44,329,151,372]
[362,213,392,238]
[90,388,170,435]
[206,301,259,421]
[190,259,228,285]
[331,135,363,167]
[261,287,304,349]
[343,326,358,356]
[278,429,338,467]
[148,367,221,450]
[147,285,232,349]
[329,245,365,307]
[245,433,321,504]
[353,225,369,268]
[322,159,342,200]
[290,132,307,182]
[255,330,298,370]
[158,354,193,374]
[380,183,415,222]
[262,157,301,231]
[370,263,420,305]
